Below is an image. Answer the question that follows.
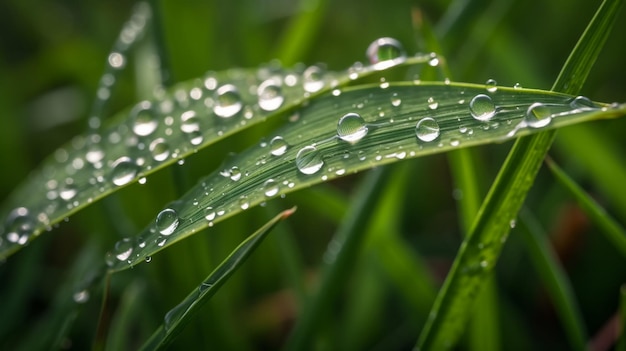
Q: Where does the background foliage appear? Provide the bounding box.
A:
[0,0,625,349]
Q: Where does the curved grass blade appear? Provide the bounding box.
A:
[0,52,433,260]
[416,0,624,349]
[546,157,626,258]
[139,207,295,351]
[104,81,625,272]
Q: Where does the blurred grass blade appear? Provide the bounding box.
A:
[546,157,626,258]
[619,285,626,351]
[103,82,625,272]
[139,207,295,351]
[416,0,624,349]
[518,209,587,350]
[0,53,432,259]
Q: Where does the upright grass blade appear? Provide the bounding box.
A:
[619,285,626,351]
[517,210,587,350]
[139,207,296,351]
[416,0,624,349]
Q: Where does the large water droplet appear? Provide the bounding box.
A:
[114,238,133,261]
[303,65,325,93]
[296,145,324,175]
[525,103,552,128]
[485,79,498,93]
[131,101,158,136]
[263,179,279,197]
[257,79,284,111]
[415,117,440,142]
[111,157,138,186]
[366,37,406,70]
[150,138,170,162]
[156,208,179,235]
[214,84,242,118]
[269,136,288,156]
[337,113,368,143]
[469,94,496,122]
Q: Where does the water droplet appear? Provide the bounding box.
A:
[156,208,179,235]
[145,256,152,263]
[415,117,440,142]
[108,52,125,69]
[296,145,324,175]
[150,138,170,162]
[214,84,242,118]
[428,53,440,67]
[391,94,401,107]
[114,238,133,261]
[269,136,288,156]
[111,157,138,186]
[258,79,284,111]
[4,207,35,246]
[525,103,552,128]
[509,219,516,228]
[514,83,522,89]
[263,179,279,197]
[570,96,596,109]
[85,145,105,164]
[59,184,77,201]
[469,94,496,122]
[337,113,368,143]
[73,289,90,304]
[303,65,325,93]
[427,97,438,110]
[239,197,250,210]
[204,207,216,222]
[131,101,158,136]
[366,37,406,70]
[229,166,242,181]
[180,110,200,133]
[485,79,498,93]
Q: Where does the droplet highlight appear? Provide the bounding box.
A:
[337,113,368,143]
[296,145,324,175]
[156,208,179,235]
[469,94,496,122]
[415,117,440,142]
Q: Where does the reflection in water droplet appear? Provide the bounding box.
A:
[485,79,498,93]
[337,113,368,143]
[263,179,279,197]
[269,136,288,156]
[156,208,179,235]
[296,145,324,175]
[525,103,552,128]
[415,117,440,142]
[366,37,406,70]
[150,138,170,162]
[131,101,158,136]
[214,84,242,118]
[111,157,138,186]
[114,238,133,261]
[469,94,496,122]
[257,79,284,111]
[570,96,596,109]
[303,65,325,93]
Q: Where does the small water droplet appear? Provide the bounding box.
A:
[514,83,522,89]
[366,37,406,70]
[525,103,552,128]
[415,117,440,142]
[150,138,170,162]
[570,96,596,109]
[485,79,498,93]
[111,157,138,186]
[296,145,324,175]
[180,110,200,133]
[239,196,250,210]
[269,136,288,156]
[145,256,152,263]
[337,113,368,143]
[156,208,179,235]
[131,101,158,136]
[428,53,439,67]
[108,52,125,69]
[391,94,401,107]
[509,219,516,228]
[204,207,216,222]
[114,238,133,261]
[303,65,325,93]
[214,84,242,118]
[229,166,242,181]
[73,289,90,304]
[427,97,438,110]
[257,79,284,111]
[59,184,77,201]
[469,94,496,122]
[263,179,279,197]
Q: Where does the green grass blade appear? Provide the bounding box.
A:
[416,0,624,348]
[102,82,624,272]
[518,209,587,350]
[546,157,626,258]
[139,207,296,351]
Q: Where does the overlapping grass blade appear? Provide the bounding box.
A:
[415,0,624,349]
[139,207,295,351]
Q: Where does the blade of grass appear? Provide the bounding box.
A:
[518,209,587,350]
[619,285,626,351]
[546,157,626,258]
[139,207,296,350]
[416,0,624,349]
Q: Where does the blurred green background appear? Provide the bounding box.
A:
[0,0,625,349]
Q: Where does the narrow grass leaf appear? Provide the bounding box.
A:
[139,207,295,351]
[546,157,626,258]
[619,285,626,351]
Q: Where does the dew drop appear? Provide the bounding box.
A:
[114,238,133,261]
[229,166,242,181]
[239,197,250,210]
[415,117,440,142]
[258,79,284,111]
[296,145,324,175]
[59,184,78,201]
[263,179,279,197]
[391,94,401,107]
[427,97,438,110]
[150,138,170,162]
[525,103,552,128]
[469,94,496,122]
[214,84,242,118]
[337,113,368,143]
[156,208,179,235]
[570,96,596,109]
[303,65,325,93]
[204,207,216,222]
[111,157,138,186]
[485,79,498,93]
[131,101,158,136]
[366,37,406,70]
[73,289,90,304]
[85,145,105,164]
[269,136,288,156]
[180,110,200,133]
